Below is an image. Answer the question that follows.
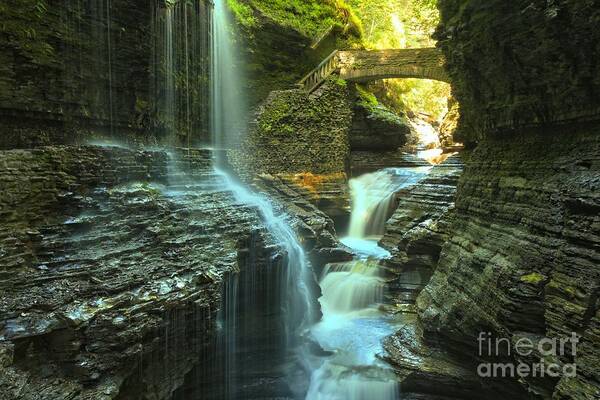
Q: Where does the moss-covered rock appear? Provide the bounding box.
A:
[233,78,353,176]
[351,84,414,151]
[228,0,362,108]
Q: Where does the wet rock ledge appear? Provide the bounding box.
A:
[0,145,294,399]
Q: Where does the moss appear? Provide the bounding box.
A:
[520,272,546,285]
[333,77,348,87]
[227,0,257,28]
[241,80,353,175]
[356,84,379,108]
[242,0,362,39]
[257,95,294,134]
[356,84,410,127]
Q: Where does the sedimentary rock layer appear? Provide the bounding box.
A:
[0,0,212,148]
[416,127,599,398]
[380,154,464,305]
[0,146,287,399]
[436,0,600,140]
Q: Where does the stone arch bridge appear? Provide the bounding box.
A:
[299,48,449,93]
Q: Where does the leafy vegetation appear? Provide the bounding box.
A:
[227,0,257,28]
[347,0,437,49]
[347,0,451,121]
[228,0,362,39]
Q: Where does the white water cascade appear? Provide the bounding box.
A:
[215,169,316,334]
[211,2,433,399]
[212,0,247,154]
[346,167,431,241]
[306,167,432,399]
[209,1,317,398]
[306,257,399,400]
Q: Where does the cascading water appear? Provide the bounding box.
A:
[215,169,316,334]
[306,257,399,400]
[212,0,247,155]
[196,1,317,398]
[186,2,433,398]
[306,166,432,399]
[347,167,432,241]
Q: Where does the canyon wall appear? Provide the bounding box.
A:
[387,1,600,399]
[435,0,600,143]
[0,147,250,399]
[0,0,211,149]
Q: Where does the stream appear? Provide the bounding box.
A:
[305,167,431,399]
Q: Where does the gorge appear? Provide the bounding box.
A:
[0,1,599,400]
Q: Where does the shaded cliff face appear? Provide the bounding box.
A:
[0,146,289,399]
[0,0,212,149]
[416,127,599,398]
[435,0,600,143]
[380,154,464,305]
[394,1,600,398]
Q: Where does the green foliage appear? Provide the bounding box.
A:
[332,0,364,38]
[371,78,451,121]
[227,0,257,28]
[347,0,438,49]
[344,0,450,120]
[232,0,362,40]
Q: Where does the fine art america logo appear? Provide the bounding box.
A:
[477,332,579,378]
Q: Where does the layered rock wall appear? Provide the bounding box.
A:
[397,1,600,398]
[380,154,464,305]
[435,0,600,142]
[0,146,283,399]
[0,0,212,149]
[417,127,599,398]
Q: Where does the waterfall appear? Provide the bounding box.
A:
[306,166,433,399]
[208,170,317,399]
[319,261,385,314]
[201,2,434,398]
[202,1,316,398]
[212,0,247,155]
[306,258,399,400]
[347,167,432,239]
[155,0,211,146]
[215,170,316,333]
